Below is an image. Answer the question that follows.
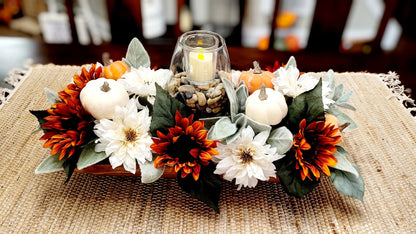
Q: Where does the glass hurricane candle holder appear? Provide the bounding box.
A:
[169,30,231,116]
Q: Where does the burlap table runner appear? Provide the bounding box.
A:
[1,64,415,233]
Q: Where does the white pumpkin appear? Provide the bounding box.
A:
[80,78,129,119]
[245,84,288,125]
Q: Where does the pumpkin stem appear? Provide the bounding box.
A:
[259,83,268,101]
[338,122,350,132]
[101,81,111,92]
[102,52,112,66]
[253,61,262,74]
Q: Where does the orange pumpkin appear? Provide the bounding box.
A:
[103,60,130,80]
[239,61,275,94]
[325,113,343,139]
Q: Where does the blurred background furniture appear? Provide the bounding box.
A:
[1,0,415,96]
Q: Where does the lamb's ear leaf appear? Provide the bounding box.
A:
[330,164,365,202]
[123,37,151,69]
[35,153,64,174]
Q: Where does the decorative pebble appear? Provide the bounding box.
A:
[178,85,195,93]
[168,73,228,116]
[168,77,181,94]
[185,91,194,99]
[212,107,221,113]
[207,96,221,105]
[196,92,206,106]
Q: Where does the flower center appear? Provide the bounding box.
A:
[168,134,199,163]
[125,128,137,142]
[240,149,253,164]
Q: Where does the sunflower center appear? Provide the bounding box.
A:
[125,128,137,142]
[240,149,253,164]
[303,134,318,157]
[167,134,199,164]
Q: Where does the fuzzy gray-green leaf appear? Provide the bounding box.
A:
[331,146,358,177]
[124,37,150,69]
[327,108,357,131]
[267,126,293,154]
[207,117,238,141]
[77,143,108,170]
[235,83,249,113]
[285,56,297,69]
[44,87,61,104]
[330,164,365,202]
[139,159,164,183]
[222,77,239,119]
[35,153,64,174]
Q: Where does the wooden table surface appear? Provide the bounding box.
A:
[1,36,416,94]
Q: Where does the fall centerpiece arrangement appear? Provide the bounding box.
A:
[31,33,364,212]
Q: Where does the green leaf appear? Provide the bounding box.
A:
[29,110,49,133]
[44,87,61,104]
[285,56,297,69]
[138,158,164,183]
[29,110,49,126]
[275,157,320,197]
[77,143,108,170]
[35,153,64,174]
[330,164,365,202]
[123,37,151,69]
[287,79,324,132]
[150,83,187,135]
[221,77,239,118]
[327,107,357,131]
[330,146,358,177]
[63,153,79,183]
[177,163,222,213]
[267,126,293,154]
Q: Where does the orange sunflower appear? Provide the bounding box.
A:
[40,65,102,159]
[151,111,219,181]
[292,119,341,181]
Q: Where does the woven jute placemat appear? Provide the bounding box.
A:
[1,65,416,233]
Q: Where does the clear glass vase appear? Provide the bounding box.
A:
[169,30,231,116]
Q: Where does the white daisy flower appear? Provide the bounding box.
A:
[213,126,285,190]
[94,99,153,174]
[272,66,319,98]
[118,67,172,104]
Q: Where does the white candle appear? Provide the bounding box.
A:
[188,48,216,82]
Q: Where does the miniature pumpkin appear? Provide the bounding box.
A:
[325,113,346,138]
[80,78,129,119]
[245,84,287,125]
[239,61,275,94]
[103,60,130,80]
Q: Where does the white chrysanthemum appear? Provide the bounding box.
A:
[94,99,153,174]
[213,126,285,190]
[272,66,319,98]
[118,67,172,104]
